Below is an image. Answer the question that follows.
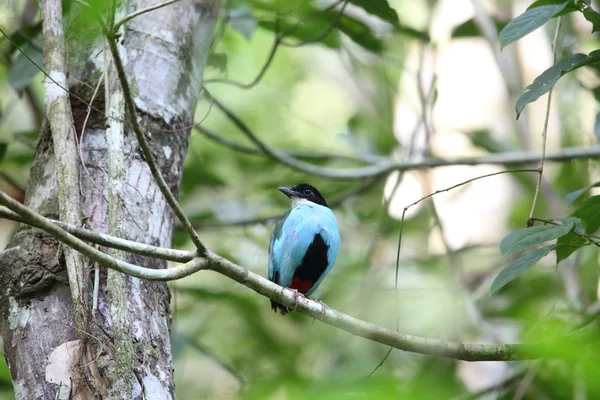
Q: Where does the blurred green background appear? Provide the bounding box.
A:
[2,0,600,398]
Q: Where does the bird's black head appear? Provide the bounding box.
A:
[278,183,329,207]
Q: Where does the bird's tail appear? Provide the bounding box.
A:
[270,300,290,316]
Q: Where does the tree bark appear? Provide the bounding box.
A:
[0,1,219,398]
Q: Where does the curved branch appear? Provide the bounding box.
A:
[206,93,600,179]
[0,189,573,361]
[194,125,383,163]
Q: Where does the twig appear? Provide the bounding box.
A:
[368,169,538,374]
[203,34,281,89]
[113,0,180,31]
[527,17,562,226]
[194,124,381,163]
[205,91,600,179]
[104,26,207,255]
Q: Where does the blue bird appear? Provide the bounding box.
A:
[268,183,340,315]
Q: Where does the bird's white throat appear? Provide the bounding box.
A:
[290,197,312,208]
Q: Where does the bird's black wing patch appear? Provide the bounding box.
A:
[294,233,329,285]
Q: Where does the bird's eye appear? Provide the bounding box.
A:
[303,189,312,195]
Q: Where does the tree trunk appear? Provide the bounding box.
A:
[0,1,219,398]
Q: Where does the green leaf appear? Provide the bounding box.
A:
[452,18,508,38]
[583,6,600,32]
[566,181,600,205]
[226,9,258,39]
[349,0,399,27]
[577,195,600,234]
[491,245,556,293]
[555,197,600,262]
[500,221,574,258]
[516,51,600,118]
[8,41,44,92]
[336,14,383,52]
[499,2,570,50]
[556,232,586,262]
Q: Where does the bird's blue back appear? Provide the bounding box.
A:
[268,203,340,296]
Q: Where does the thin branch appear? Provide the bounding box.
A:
[204,0,347,88]
[0,206,193,262]
[206,92,600,180]
[203,34,281,89]
[527,17,562,226]
[194,124,382,164]
[104,27,207,255]
[113,0,180,31]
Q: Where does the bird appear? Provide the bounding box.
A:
[268,183,340,315]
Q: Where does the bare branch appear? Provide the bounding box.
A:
[206,93,600,179]
[527,17,562,226]
[104,27,207,255]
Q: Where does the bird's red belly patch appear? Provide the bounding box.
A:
[290,277,313,293]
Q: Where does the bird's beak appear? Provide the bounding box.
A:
[278,187,295,198]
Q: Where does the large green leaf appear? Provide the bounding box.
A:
[566,181,600,205]
[499,2,569,50]
[583,6,600,32]
[349,0,399,27]
[491,245,556,293]
[452,18,508,38]
[516,51,600,118]
[336,14,383,53]
[555,197,600,262]
[499,221,573,258]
